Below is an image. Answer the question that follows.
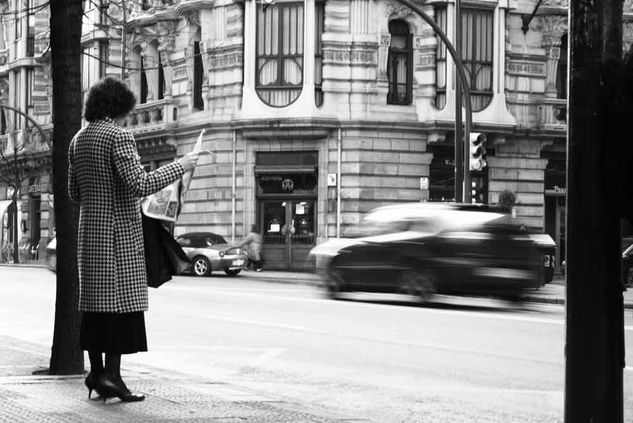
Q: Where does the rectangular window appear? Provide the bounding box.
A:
[314,0,324,107]
[434,7,447,109]
[158,52,165,100]
[435,7,493,112]
[99,0,109,26]
[387,20,413,105]
[193,41,204,110]
[256,2,304,107]
[14,0,22,40]
[81,47,90,102]
[99,41,108,78]
[25,68,33,116]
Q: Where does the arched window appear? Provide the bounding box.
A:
[556,34,567,100]
[387,20,412,105]
[256,2,304,107]
[434,7,493,112]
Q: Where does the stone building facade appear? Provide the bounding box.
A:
[1,0,633,268]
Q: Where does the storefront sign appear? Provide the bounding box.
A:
[545,185,566,195]
[28,184,42,194]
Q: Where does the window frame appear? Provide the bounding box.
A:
[193,41,204,110]
[387,19,413,106]
[434,6,494,112]
[255,1,305,108]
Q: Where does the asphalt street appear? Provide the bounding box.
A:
[2,266,633,422]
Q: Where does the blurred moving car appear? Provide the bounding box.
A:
[175,232,247,277]
[310,203,548,302]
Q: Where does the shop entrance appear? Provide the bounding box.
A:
[544,156,567,272]
[260,199,316,270]
[255,151,318,271]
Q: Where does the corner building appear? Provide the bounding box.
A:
[123,0,581,270]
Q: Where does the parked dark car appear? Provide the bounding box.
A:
[175,232,248,277]
[310,203,545,302]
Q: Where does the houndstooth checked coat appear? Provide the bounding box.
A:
[68,117,185,313]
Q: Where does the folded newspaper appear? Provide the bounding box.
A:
[141,129,207,222]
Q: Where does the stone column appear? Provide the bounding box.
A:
[540,15,567,97]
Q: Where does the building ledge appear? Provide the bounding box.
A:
[232,118,338,140]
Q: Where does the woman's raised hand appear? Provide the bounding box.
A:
[178,151,200,171]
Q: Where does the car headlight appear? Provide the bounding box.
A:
[223,247,240,256]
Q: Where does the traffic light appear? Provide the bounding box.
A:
[469,132,487,172]
[470,174,488,204]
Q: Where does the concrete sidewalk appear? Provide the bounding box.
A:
[0,336,365,423]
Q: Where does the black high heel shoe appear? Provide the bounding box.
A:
[96,374,145,402]
[85,372,100,399]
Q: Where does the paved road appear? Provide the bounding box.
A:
[2,267,633,422]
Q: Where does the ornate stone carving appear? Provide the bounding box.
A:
[385,1,414,19]
[539,15,567,47]
[182,10,200,28]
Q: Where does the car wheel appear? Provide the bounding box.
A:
[224,268,241,276]
[400,269,436,302]
[324,266,344,299]
[192,256,212,277]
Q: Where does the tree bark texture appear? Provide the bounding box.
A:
[49,0,84,375]
[565,0,624,421]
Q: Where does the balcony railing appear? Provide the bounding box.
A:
[124,98,178,132]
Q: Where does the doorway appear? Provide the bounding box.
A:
[260,199,316,270]
[255,151,318,271]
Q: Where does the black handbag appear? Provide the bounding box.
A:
[142,214,191,288]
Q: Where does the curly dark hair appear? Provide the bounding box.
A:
[84,77,137,122]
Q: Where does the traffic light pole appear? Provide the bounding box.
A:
[393,0,473,203]
[454,0,464,202]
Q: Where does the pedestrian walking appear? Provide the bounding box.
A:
[68,77,199,402]
[241,224,264,271]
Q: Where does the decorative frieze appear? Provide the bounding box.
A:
[506,60,546,77]
[323,49,376,65]
[209,51,243,70]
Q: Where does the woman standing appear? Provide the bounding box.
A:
[68,77,199,402]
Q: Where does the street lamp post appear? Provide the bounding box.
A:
[392,0,473,203]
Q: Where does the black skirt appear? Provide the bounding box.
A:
[80,311,148,354]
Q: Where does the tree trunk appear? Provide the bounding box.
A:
[48,0,84,375]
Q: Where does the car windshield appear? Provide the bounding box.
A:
[206,235,227,246]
